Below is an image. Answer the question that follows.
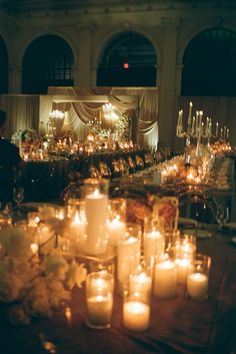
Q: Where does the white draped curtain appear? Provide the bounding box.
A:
[0,95,39,139]
[48,86,159,148]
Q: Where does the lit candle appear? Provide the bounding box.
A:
[195,111,199,132]
[154,258,177,298]
[208,119,212,138]
[28,212,40,228]
[129,272,152,295]
[117,236,140,293]
[187,272,208,300]
[187,101,193,132]
[143,230,164,263]
[198,111,203,135]
[86,271,114,329]
[226,128,229,139]
[107,218,126,246]
[176,258,192,284]
[123,301,150,332]
[223,126,227,139]
[86,295,113,328]
[85,189,108,255]
[215,122,219,137]
[30,243,39,254]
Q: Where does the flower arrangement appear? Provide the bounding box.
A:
[115,113,130,141]
[0,225,86,325]
[12,129,39,145]
[87,118,111,143]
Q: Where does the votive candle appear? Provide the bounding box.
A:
[123,301,150,332]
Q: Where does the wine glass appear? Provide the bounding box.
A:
[215,204,229,231]
[13,187,24,215]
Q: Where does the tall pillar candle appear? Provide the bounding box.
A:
[154,257,177,298]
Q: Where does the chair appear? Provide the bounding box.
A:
[127,156,136,173]
[178,188,216,224]
[111,159,121,178]
[88,165,101,179]
[135,155,144,171]
[144,153,154,168]
[98,162,112,179]
[118,158,129,176]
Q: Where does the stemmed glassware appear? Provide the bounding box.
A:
[13,187,24,215]
[215,204,229,231]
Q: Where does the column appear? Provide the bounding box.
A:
[8,65,22,94]
[78,26,93,86]
[158,24,178,150]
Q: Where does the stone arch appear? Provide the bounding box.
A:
[21,33,75,94]
[16,30,78,70]
[178,25,236,96]
[92,26,159,86]
[95,28,158,87]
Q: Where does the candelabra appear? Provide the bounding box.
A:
[176,102,228,159]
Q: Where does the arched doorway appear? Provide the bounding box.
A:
[181,28,236,96]
[22,34,74,94]
[0,37,8,93]
[97,32,157,87]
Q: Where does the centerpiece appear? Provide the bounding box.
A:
[0,224,86,325]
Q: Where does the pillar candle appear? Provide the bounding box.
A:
[154,259,177,298]
[176,258,192,284]
[187,101,193,131]
[85,190,108,255]
[117,236,140,293]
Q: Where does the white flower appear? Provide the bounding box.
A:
[0,272,23,303]
[44,249,68,281]
[0,226,32,258]
[65,261,87,290]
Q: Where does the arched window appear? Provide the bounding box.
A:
[22,34,74,94]
[97,32,157,87]
[0,37,8,93]
[181,28,236,96]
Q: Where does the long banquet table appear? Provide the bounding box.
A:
[0,231,235,354]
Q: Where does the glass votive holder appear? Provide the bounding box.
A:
[174,233,196,260]
[186,253,211,301]
[0,214,12,229]
[86,271,114,329]
[143,215,165,264]
[123,289,151,332]
[28,211,41,228]
[106,198,126,247]
[174,234,196,285]
[154,253,177,299]
[164,229,180,255]
[81,179,109,256]
[117,223,141,294]
[129,263,152,297]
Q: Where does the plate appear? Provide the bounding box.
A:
[183,228,212,239]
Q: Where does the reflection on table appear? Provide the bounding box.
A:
[0,230,235,354]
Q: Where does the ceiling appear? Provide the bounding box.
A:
[0,0,231,14]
